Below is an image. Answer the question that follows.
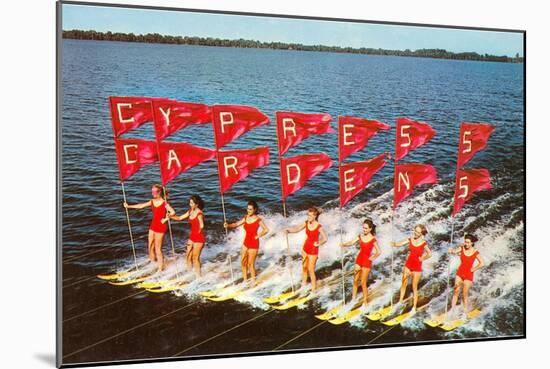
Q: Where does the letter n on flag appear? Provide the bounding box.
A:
[338,116,390,162]
[339,153,389,208]
[281,153,333,200]
[395,117,436,161]
[212,105,270,149]
[457,122,495,168]
[152,99,212,141]
[109,96,154,137]
[452,168,492,215]
[217,147,270,193]
[393,163,438,208]
[276,111,333,155]
[114,139,158,181]
[158,142,216,185]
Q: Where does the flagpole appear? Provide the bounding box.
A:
[390,131,397,309]
[212,114,235,286]
[276,116,296,295]
[444,215,455,318]
[121,182,139,272]
[337,118,346,306]
[219,190,235,284]
[162,185,181,279]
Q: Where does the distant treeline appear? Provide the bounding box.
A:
[63,29,524,63]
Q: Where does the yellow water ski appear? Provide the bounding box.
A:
[272,295,310,310]
[315,305,344,320]
[146,283,188,293]
[424,312,447,327]
[264,290,298,304]
[138,278,180,289]
[366,305,393,321]
[108,276,149,286]
[328,307,363,325]
[382,311,415,326]
[207,289,246,302]
[440,309,481,331]
[97,270,133,280]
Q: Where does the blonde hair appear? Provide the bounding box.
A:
[415,224,428,236]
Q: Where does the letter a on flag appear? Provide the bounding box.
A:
[158,142,216,185]
[152,99,211,141]
[217,147,270,193]
[114,138,158,181]
[452,168,492,215]
[395,117,436,161]
[276,111,333,155]
[393,163,438,208]
[212,105,270,149]
[280,153,333,200]
[339,153,389,208]
[457,122,495,168]
[109,96,154,137]
[338,116,390,162]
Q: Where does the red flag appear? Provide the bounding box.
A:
[109,96,154,137]
[158,142,216,185]
[152,99,211,141]
[276,111,333,155]
[452,168,492,215]
[395,117,436,161]
[280,153,333,200]
[217,147,270,194]
[457,122,495,168]
[212,105,270,149]
[338,116,390,161]
[114,139,158,181]
[339,153,389,208]
[393,163,438,208]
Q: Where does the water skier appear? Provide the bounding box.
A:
[449,233,485,317]
[170,195,206,277]
[392,224,432,314]
[285,207,328,293]
[224,200,269,283]
[340,218,381,306]
[124,184,175,273]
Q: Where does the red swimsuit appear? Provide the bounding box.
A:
[243,216,261,249]
[149,200,168,234]
[303,221,321,256]
[188,210,205,243]
[457,247,479,282]
[356,236,376,268]
[405,238,427,272]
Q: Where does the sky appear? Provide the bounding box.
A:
[62,3,524,57]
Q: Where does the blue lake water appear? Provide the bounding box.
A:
[61,39,524,364]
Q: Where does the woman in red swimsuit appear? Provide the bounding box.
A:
[224,200,269,283]
[124,184,175,272]
[340,219,381,306]
[449,234,484,316]
[392,224,432,313]
[171,195,206,277]
[285,207,328,293]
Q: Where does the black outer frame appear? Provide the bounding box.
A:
[55,1,527,367]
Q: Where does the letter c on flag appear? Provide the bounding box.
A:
[123,144,138,164]
[117,103,135,124]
